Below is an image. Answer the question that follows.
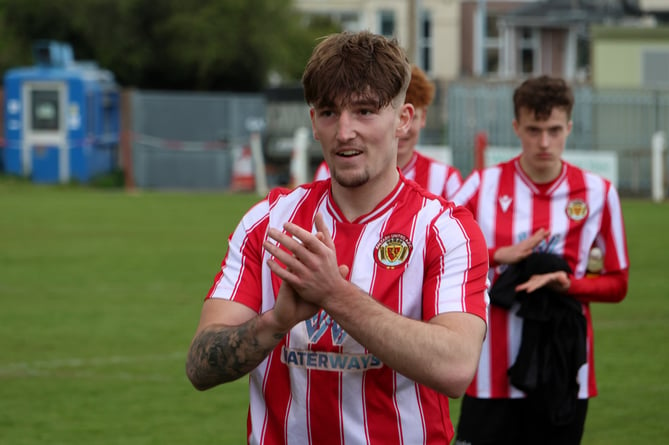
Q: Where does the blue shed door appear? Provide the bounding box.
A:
[22,81,68,183]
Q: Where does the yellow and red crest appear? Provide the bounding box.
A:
[565,199,589,221]
[374,234,412,269]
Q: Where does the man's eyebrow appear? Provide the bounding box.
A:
[525,124,563,130]
[350,97,381,108]
[314,94,382,111]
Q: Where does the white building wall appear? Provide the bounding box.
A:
[428,0,461,80]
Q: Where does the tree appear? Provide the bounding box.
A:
[0,0,339,91]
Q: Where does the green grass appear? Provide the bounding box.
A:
[0,178,256,444]
[1,177,667,444]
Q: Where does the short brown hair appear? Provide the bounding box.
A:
[513,75,574,121]
[301,31,411,110]
[405,65,435,109]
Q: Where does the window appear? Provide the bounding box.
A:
[576,25,590,77]
[518,27,538,75]
[31,89,59,131]
[484,14,500,74]
[419,11,433,73]
[378,10,395,38]
[643,50,669,88]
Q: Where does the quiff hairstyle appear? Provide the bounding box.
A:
[301,31,411,111]
[513,75,574,121]
[405,65,435,109]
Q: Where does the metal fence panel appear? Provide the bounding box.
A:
[134,144,233,190]
[130,90,265,190]
[447,82,669,196]
[121,86,668,195]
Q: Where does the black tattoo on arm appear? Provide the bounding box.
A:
[186,317,285,390]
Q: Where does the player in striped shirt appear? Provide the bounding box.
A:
[186,31,489,445]
[452,75,630,445]
[313,65,463,200]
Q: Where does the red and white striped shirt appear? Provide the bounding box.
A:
[313,151,463,200]
[452,156,629,400]
[402,151,463,200]
[207,176,489,444]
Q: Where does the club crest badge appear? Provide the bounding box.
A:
[565,199,588,221]
[374,234,412,269]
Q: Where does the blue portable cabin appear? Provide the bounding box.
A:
[3,40,120,184]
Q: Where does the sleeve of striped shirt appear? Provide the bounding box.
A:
[205,199,270,312]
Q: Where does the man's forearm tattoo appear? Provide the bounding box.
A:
[186,317,284,389]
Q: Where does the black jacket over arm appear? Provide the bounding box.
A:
[490,252,586,425]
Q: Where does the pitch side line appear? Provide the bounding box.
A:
[0,352,184,376]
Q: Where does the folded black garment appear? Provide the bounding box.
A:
[490,252,587,426]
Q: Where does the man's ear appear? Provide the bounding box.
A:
[396,103,414,137]
[512,118,520,137]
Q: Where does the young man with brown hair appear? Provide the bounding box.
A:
[314,64,463,200]
[453,75,630,445]
[185,31,489,444]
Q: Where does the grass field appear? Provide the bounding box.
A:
[1,177,667,444]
